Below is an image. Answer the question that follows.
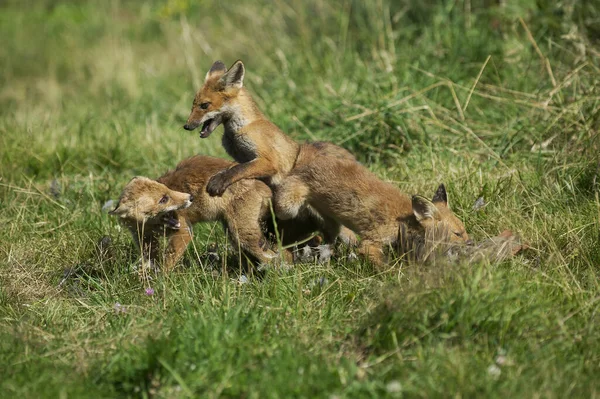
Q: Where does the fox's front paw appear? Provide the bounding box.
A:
[206,172,229,196]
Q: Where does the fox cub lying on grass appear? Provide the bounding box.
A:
[275,138,471,267]
[111,155,283,271]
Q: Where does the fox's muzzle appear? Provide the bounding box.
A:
[183,121,200,131]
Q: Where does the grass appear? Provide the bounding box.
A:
[1,0,600,397]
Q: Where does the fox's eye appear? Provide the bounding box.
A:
[159,195,169,204]
[454,231,462,237]
[199,102,210,109]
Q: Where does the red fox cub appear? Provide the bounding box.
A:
[110,155,281,270]
[183,60,299,196]
[183,61,358,246]
[273,144,470,267]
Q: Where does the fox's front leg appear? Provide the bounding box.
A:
[358,239,386,269]
[207,159,277,196]
[163,218,193,271]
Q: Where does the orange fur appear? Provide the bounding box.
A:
[274,145,470,267]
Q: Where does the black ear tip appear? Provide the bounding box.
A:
[209,60,227,74]
[432,183,448,203]
[412,195,426,204]
[437,184,447,195]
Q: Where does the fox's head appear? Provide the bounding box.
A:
[110,177,193,229]
[183,60,246,138]
[411,184,471,244]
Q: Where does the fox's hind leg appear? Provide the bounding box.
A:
[275,177,346,250]
[273,176,310,221]
[338,226,358,246]
[226,220,285,265]
[227,191,292,266]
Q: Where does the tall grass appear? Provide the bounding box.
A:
[1,0,599,397]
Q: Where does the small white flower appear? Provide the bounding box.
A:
[495,355,507,366]
[386,380,402,393]
[487,364,501,378]
[297,245,313,263]
[238,275,249,284]
[473,196,486,211]
[102,199,117,213]
[113,302,126,314]
[317,244,332,263]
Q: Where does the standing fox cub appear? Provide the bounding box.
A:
[184,60,299,195]
[110,155,280,270]
[183,60,357,245]
[274,144,471,266]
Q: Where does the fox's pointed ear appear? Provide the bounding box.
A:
[412,195,441,221]
[432,183,448,205]
[205,60,227,82]
[218,60,245,90]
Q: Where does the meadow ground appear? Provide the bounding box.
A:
[1,0,599,397]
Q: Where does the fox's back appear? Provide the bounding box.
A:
[292,150,411,234]
[157,155,271,222]
[157,155,233,195]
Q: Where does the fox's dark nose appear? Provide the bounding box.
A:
[188,195,194,202]
[184,121,201,131]
[466,239,474,246]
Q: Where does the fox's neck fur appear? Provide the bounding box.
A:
[222,88,265,135]
[220,87,300,179]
